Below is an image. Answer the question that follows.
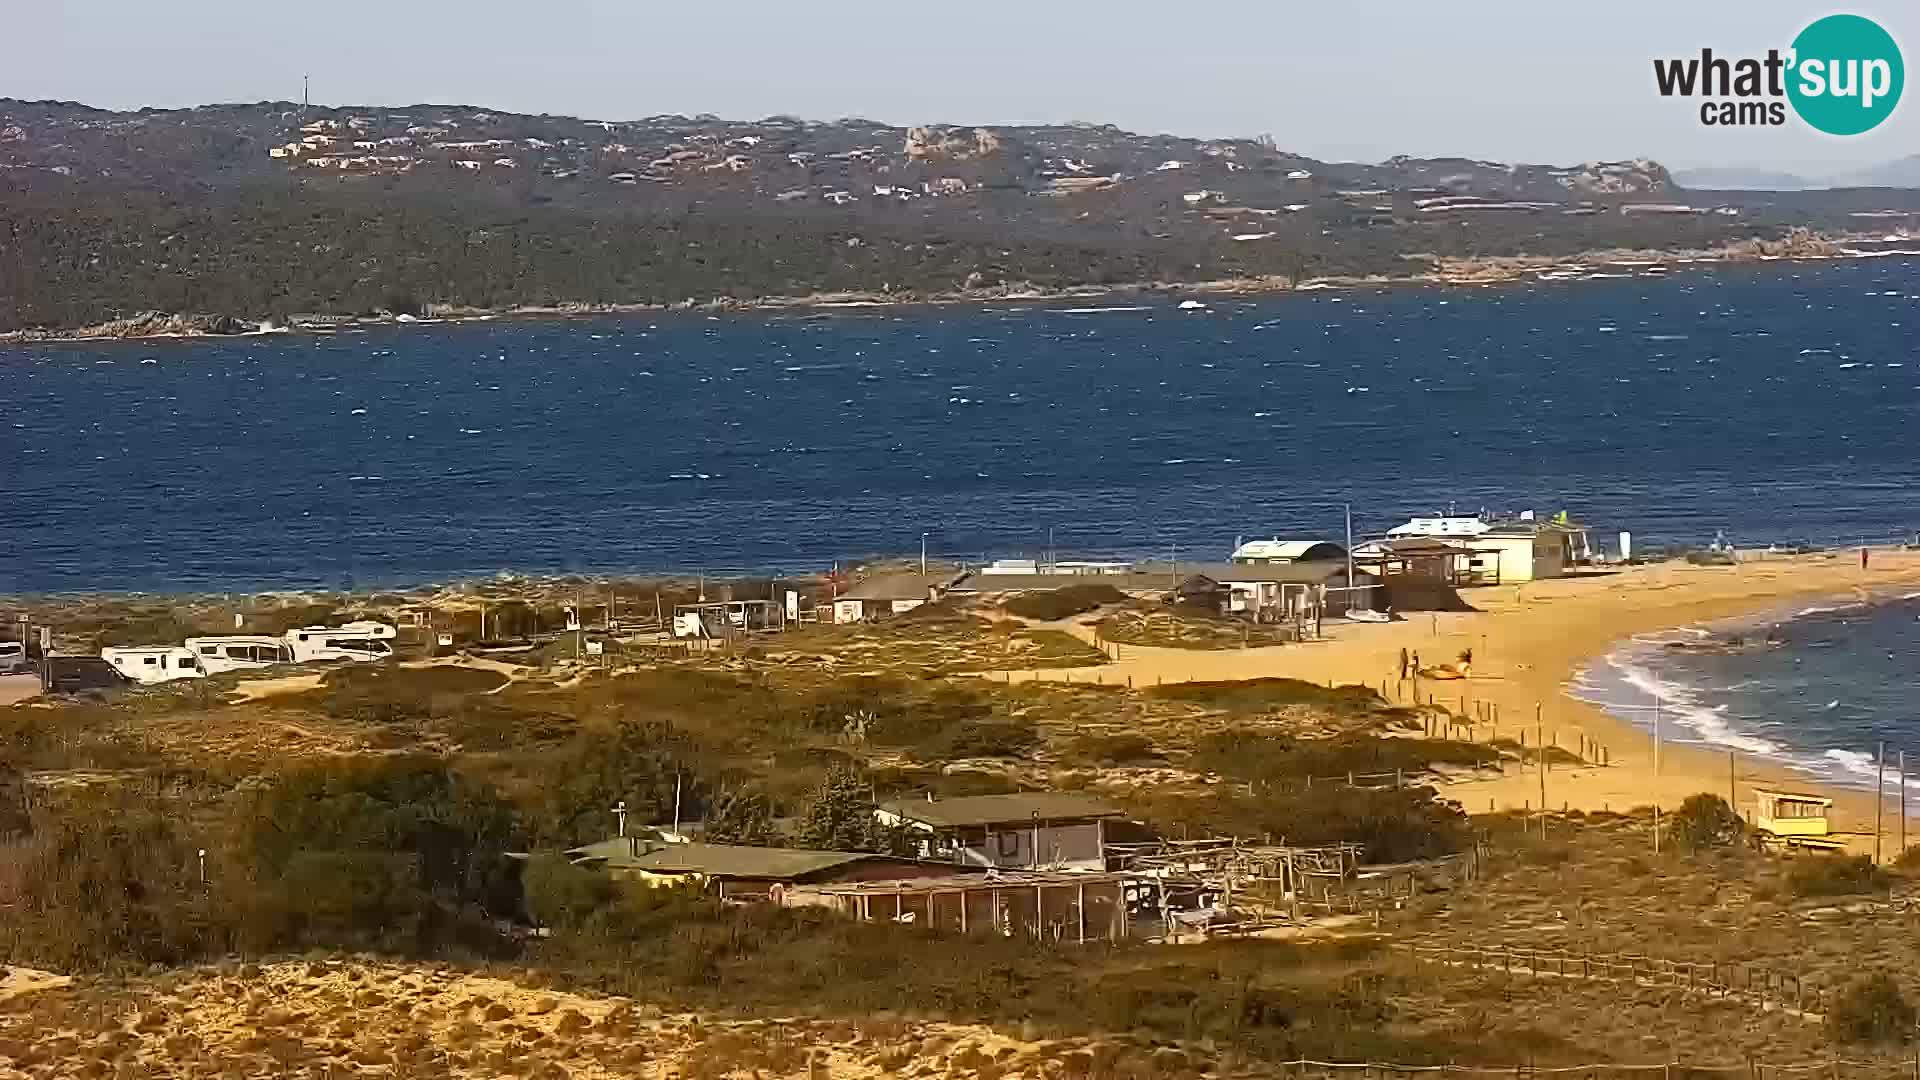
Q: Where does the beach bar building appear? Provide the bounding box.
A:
[1384,512,1592,584]
[780,870,1138,942]
[1228,539,1348,566]
[830,572,942,624]
[563,838,979,901]
[1752,789,1834,839]
[876,792,1126,871]
[1147,561,1378,620]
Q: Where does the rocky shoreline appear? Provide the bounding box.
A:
[0,228,1890,347]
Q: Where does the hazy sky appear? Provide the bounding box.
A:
[9,1,1915,175]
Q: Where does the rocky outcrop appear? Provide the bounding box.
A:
[905,125,1002,161]
[1566,158,1673,195]
[0,311,253,343]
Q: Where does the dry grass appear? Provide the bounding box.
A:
[1097,608,1297,650]
[0,961,1279,1079]
[750,611,1108,676]
[1404,813,1920,1020]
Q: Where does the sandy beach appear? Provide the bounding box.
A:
[1013,552,1920,852]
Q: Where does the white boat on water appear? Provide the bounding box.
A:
[102,645,206,684]
[1344,609,1391,624]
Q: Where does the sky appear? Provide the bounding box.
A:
[7,0,1916,176]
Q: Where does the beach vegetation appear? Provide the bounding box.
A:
[1826,972,1915,1044]
[1000,584,1128,621]
[1147,677,1386,714]
[1786,854,1890,898]
[1665,794,1745,851]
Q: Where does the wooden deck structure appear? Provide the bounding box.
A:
[780,870,1161,943]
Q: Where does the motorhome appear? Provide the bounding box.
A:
[283,622,397,663]
[101,646,207,685]
[184,635,297,675]
[0,641,26,675]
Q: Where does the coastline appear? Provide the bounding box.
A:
[1011,552,1920,854]
[2,228,1907,348]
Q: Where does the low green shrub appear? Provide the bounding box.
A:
[917,720,1038,760]
[1002,584,1127,621]
[1148,677,1384,714]
[1068,732,1166,766]
[1828,972,1916,1044]
[1787,853,1890,898]
[1665,793,1744,851]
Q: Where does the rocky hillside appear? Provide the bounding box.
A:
[0,98,1913,332]
[0,99,1675,209]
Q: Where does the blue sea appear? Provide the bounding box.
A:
[3,259,1919,596]
[1573,593,1920,790]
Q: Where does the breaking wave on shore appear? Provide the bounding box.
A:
[1572,595,1920,791]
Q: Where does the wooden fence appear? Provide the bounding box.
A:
[1395,941,1827,1019]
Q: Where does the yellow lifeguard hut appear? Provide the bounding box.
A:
[1752,789,1834,841]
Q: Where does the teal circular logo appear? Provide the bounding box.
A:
[1788,14,1904,135]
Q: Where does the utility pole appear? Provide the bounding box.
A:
[1901,749,1908,857]
[920,532,928,578]
[1652,688,1662,776]
[672,774,683,838]
[613,800,629,838]
[1538,743,1548,839]
[1047,526,1055,574]
[1876,742,1887,863]
[1344,502,1360,613]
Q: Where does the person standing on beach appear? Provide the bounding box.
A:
[1399,647,1410,681]
[1861,546,1870,570]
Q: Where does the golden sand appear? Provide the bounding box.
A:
[1015,552,1920,851]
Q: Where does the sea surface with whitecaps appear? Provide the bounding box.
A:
[1573,592,1920,790]
[4,256,1920,593]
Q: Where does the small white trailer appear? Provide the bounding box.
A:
[101,646,207,685]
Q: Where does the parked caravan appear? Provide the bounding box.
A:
[283,622,397,663]
[101,646,207,685]
[184,635,297,675]
[0,641,26,675]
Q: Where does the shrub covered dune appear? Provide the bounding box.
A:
[4,650,1919,1069]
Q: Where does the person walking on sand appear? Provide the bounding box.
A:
[1411,650,1421,675]
[1861,546,1870,570]
[1399,647,1410,681]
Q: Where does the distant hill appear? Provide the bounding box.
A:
[1677,155,1920,192]
[0,97,1913,332]
[1836,154,1920,189]
[1673,167,1816,191]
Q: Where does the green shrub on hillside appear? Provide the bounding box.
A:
[1828,972,1916,1044]
[1148,677,1384,714]
[1665,794,1744,851]
[1787,854,1890,898]
[1002,584,1127,621]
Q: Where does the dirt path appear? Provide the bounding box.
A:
[0,674,40,707]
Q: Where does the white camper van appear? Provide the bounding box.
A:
[0,641,26,675]
[184,635,297,675]
[283,622,397,664]
[101,646,207,685]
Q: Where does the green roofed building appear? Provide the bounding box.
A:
[564,838,980,901]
